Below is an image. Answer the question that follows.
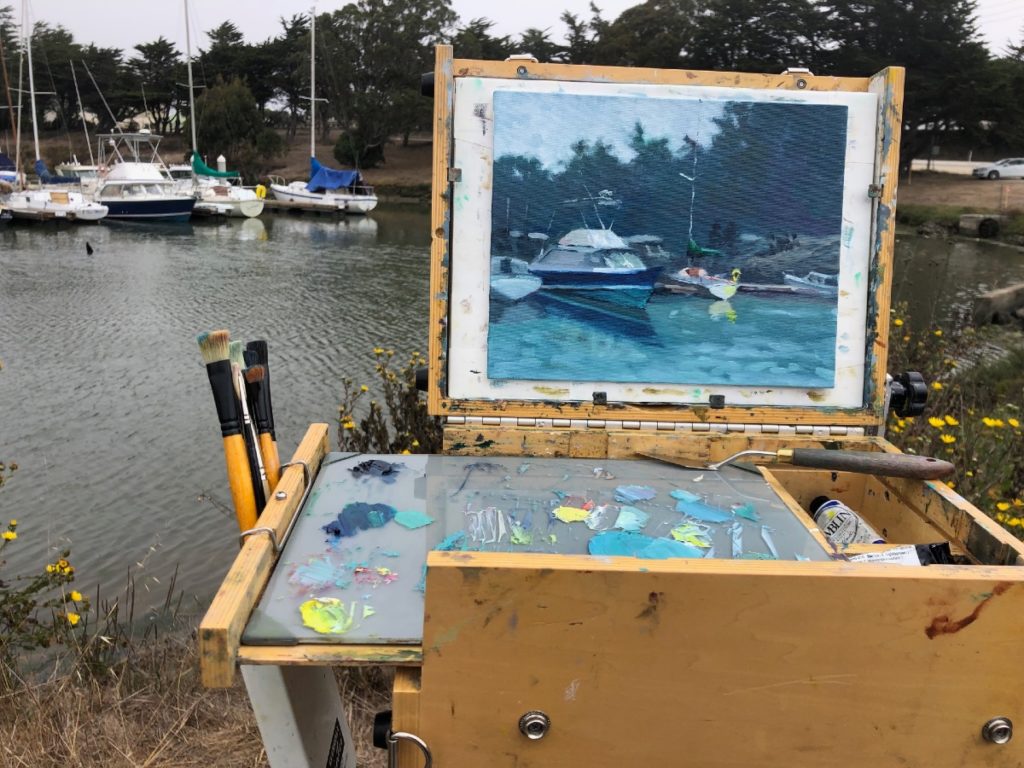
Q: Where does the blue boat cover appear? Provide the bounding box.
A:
[35,159,80,184]
[0,151,14,170]
[307,157,362,193]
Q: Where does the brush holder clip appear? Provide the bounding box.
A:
[238,526,280,554]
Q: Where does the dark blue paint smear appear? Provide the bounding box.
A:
[323,502,397,538]
[350,460,404,483]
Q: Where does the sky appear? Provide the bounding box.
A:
[12,0,1024,57]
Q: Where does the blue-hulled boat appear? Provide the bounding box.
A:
[93,132,196,222]
[528,228,663,309]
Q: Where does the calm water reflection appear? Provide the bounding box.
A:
[0,213,1020,612]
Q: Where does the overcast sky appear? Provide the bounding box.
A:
[13,0,1024,57]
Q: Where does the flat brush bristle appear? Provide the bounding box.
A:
[246,340,268,366]
[229,340,246,369]
[198,329,231,364]
[244,365,266,384]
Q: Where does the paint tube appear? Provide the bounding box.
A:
[809,496,885,547]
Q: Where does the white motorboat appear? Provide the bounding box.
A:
[490,256,542,302]
[93,133,196,222]
[783,271,839,296]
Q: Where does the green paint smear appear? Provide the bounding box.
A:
[300,598,357,635]
[510,524,533,545]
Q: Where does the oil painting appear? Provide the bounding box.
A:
[486,89,849,388]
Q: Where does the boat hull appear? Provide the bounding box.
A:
[269,183,377,213]
[529,266,662,309]
[491,274,543,303]
[100,198,196,222]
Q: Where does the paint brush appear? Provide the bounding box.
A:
[245,339,278,460]
[244,365,281,490]
[230,341,269,509]
[197,330,258,531]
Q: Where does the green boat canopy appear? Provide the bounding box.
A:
[191,151,239,178]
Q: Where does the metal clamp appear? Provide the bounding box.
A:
[279,460,310,487]
[388,731,432,768]
[238,526,280,554]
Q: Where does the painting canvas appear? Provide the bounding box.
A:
[485,90,849,388]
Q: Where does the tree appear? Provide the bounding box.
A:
[517,28,565,63]
[189,77,283,179]
[199,21,245,83]
[451,18,513,60]
[129,37,183,134]
[686,0,825,72]
[319,0,456,164]
[593,0,698,68]
[79,45,141,133]
[273,14,310,140]
[821,0,994,169]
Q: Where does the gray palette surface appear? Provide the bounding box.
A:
[243,453,830,646]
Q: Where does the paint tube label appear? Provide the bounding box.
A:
[812,499,885,547]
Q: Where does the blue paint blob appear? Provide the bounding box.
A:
[637,538,704,559]
[435,531,469,551]
[675,499,731,523]
[614,485,657,503]
[588,531,703,560]
[395,510,435,530]
[670,489,701,503]
[323,502,397,538]
[732,503,761,522]
[350,459,404,483]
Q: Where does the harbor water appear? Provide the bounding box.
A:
[0,212,1021,614]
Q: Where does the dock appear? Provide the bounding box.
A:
[261,199,345,215]
[657,281,812,296]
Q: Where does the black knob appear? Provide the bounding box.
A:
[889,371,928,417]
[372,710,392,749]
[415,365,429,392]
[420,72,435,98]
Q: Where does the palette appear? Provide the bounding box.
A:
[243,452,830,646]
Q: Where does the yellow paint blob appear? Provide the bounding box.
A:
[553,506,590,523]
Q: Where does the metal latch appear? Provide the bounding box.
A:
[388,731,432,767]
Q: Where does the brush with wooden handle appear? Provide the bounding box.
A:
[230,341,269,509]
[245,340,280,478]
[197,330,258,532]
[244,365,281,490]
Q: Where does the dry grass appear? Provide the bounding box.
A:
[0,630,392,768]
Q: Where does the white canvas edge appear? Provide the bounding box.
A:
[447,76,878,408]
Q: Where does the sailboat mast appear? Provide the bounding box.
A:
[309,6,315,159]
[24,3,38,161]
[69,61,94,166]
[0,24,16,145]
[184,0,197,157]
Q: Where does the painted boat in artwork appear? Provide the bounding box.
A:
[672,266,740,300]
[527,228,663,309]
[490,257,542,302]
[783,270,839,296]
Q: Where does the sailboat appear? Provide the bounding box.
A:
[180,0,263,219]
[3,6,107,222]
[268,8,377,214]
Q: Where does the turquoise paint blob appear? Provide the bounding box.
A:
[394,510,435,530]
[675,499,731,523]
[588,531,704,560]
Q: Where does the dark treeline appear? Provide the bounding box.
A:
[0,0,1022,171]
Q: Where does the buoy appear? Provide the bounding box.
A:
[255,184,267,200]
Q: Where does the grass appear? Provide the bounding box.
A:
[0,630,392,767]
[898,203,1024,238]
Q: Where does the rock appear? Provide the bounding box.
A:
[916,221,947,238]
[973,283,1024,325]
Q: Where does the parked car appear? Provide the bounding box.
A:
[972,158,1024,179]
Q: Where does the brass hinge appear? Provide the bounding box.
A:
[444,416,863,437]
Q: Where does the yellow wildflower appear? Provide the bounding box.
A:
[931,381,942,391]
[372,347,384,355]
[944,415,959,426]
[896,419,906,428]
[1013,499,1024,507]
[928,417,945,428]
[1009,418,1020,428]
[947,482,955,490]
[360,385,368,392]
[46,564,56,573]
[940,434,956,444]
[933,329,943,337]
[8,519,16,526]
[401,449,411,455]
[342,420,355,430]
[902,335,910,342]
[66,612,80,626]
[983,417,1004,428]
[997,502,1011,512]
[411,439,420,447]
[69,591,82,602]
[1,531,15,541]
[893,318,904,327]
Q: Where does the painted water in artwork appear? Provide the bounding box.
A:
[487,90,849,387]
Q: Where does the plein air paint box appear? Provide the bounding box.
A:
[199,49,1024,768]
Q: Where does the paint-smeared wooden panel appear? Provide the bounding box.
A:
[420,552,1024,768]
